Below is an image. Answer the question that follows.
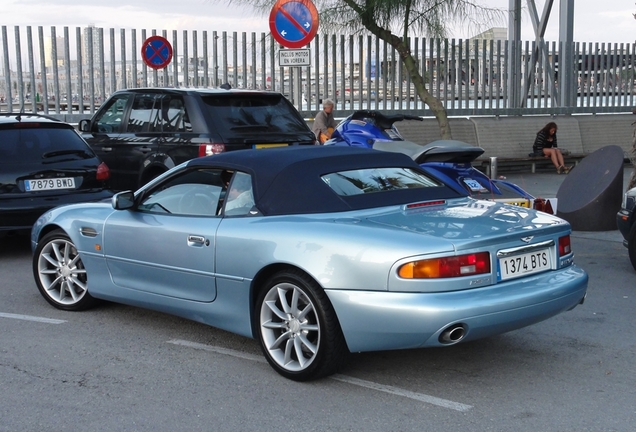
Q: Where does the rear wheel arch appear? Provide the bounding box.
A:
[139,164,168,187]
[251,265,349,381]
[249,263,303,336]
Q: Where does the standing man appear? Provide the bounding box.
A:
[312,99,338,144]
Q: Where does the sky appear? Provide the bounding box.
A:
[3,0,635,44]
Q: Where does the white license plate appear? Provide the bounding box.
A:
[499,248,551,280]
[25,177,76,192]
[464,178,487,192]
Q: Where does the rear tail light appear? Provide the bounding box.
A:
[198,143,226,157]
[558,235,571,257]
[96,162,110,181]
[398,252,491,279]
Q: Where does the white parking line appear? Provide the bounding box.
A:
[167,338,473,412]
[0,312,66,324]
[167,339,266,363]
[331,374,473,412]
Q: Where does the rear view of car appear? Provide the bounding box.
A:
[0,113,113,234]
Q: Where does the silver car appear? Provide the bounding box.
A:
[31,146,588,381]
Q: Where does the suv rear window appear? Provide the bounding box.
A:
[201,94,310,137]
[0,127,93,163]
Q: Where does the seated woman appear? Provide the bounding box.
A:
[533,122,572,174]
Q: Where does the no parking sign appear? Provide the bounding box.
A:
[269,0,319,49]
[141,36,173,70]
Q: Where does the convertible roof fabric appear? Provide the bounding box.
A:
[187,146,463,215]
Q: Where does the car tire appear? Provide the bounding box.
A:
[628,223,636,271]
[256,269,349,381]
[32,229,99,311]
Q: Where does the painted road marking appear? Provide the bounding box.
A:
[0,312,66,324]
[331,374,473,412]
[167,338,473,412]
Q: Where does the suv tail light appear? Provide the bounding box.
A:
[199,143,226,157]
[96,162,110,181]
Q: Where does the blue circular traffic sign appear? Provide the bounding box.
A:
[141,36,173,70]
[269,0,319,49]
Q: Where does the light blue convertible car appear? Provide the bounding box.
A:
[31,146,588,381]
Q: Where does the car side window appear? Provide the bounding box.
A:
[93,94,130,133]
[127,94,157,133]
[137,168,224,217]
[151,95,189,133]
[223,171,255,216]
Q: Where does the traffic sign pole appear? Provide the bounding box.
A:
[269,0,319,107]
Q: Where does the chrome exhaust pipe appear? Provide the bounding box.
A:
[439,324,467,344]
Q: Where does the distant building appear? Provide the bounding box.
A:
[82,25,103,67]
[44,36,66,68]
[468,27,508,42]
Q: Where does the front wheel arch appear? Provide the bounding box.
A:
[32,229,99,311]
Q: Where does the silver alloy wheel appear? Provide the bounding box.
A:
[259,282,321,372]
[37,238,88,306]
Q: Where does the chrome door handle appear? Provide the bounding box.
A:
[187,235,209,246]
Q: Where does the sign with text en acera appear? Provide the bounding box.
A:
[279,49,311,67]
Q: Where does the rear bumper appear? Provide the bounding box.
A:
[0,189,114,231]
[326,265,588,353]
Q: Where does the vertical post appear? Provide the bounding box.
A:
[559,0,575,108]
[508,0,522,109]
[490,157,498,179]
[38,27,49,114]
[27,27,37,113]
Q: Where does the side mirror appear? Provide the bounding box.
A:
[78,118,91,132]
[112,191,135,210]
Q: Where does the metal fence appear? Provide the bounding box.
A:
[1,25,635,118]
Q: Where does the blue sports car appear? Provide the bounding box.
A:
[31,146,588,381]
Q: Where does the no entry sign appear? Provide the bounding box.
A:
[141,36,173,70]
[269,0,319,49]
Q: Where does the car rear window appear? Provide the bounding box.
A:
[322,167,443,196]
[0,127,94,163]
[200,94,311,137]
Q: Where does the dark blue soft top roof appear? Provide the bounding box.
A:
[187,146,463,215]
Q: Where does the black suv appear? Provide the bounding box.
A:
[0,113,112,234]
[79,88,317,191]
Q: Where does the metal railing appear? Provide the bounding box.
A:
[1,25,635,118]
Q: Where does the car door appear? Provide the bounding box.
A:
[83,93,132,190]
[155,93,200,166]
[86,92,162,191]
[102,168,224,302]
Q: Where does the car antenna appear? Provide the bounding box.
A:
[220,83,232,90]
